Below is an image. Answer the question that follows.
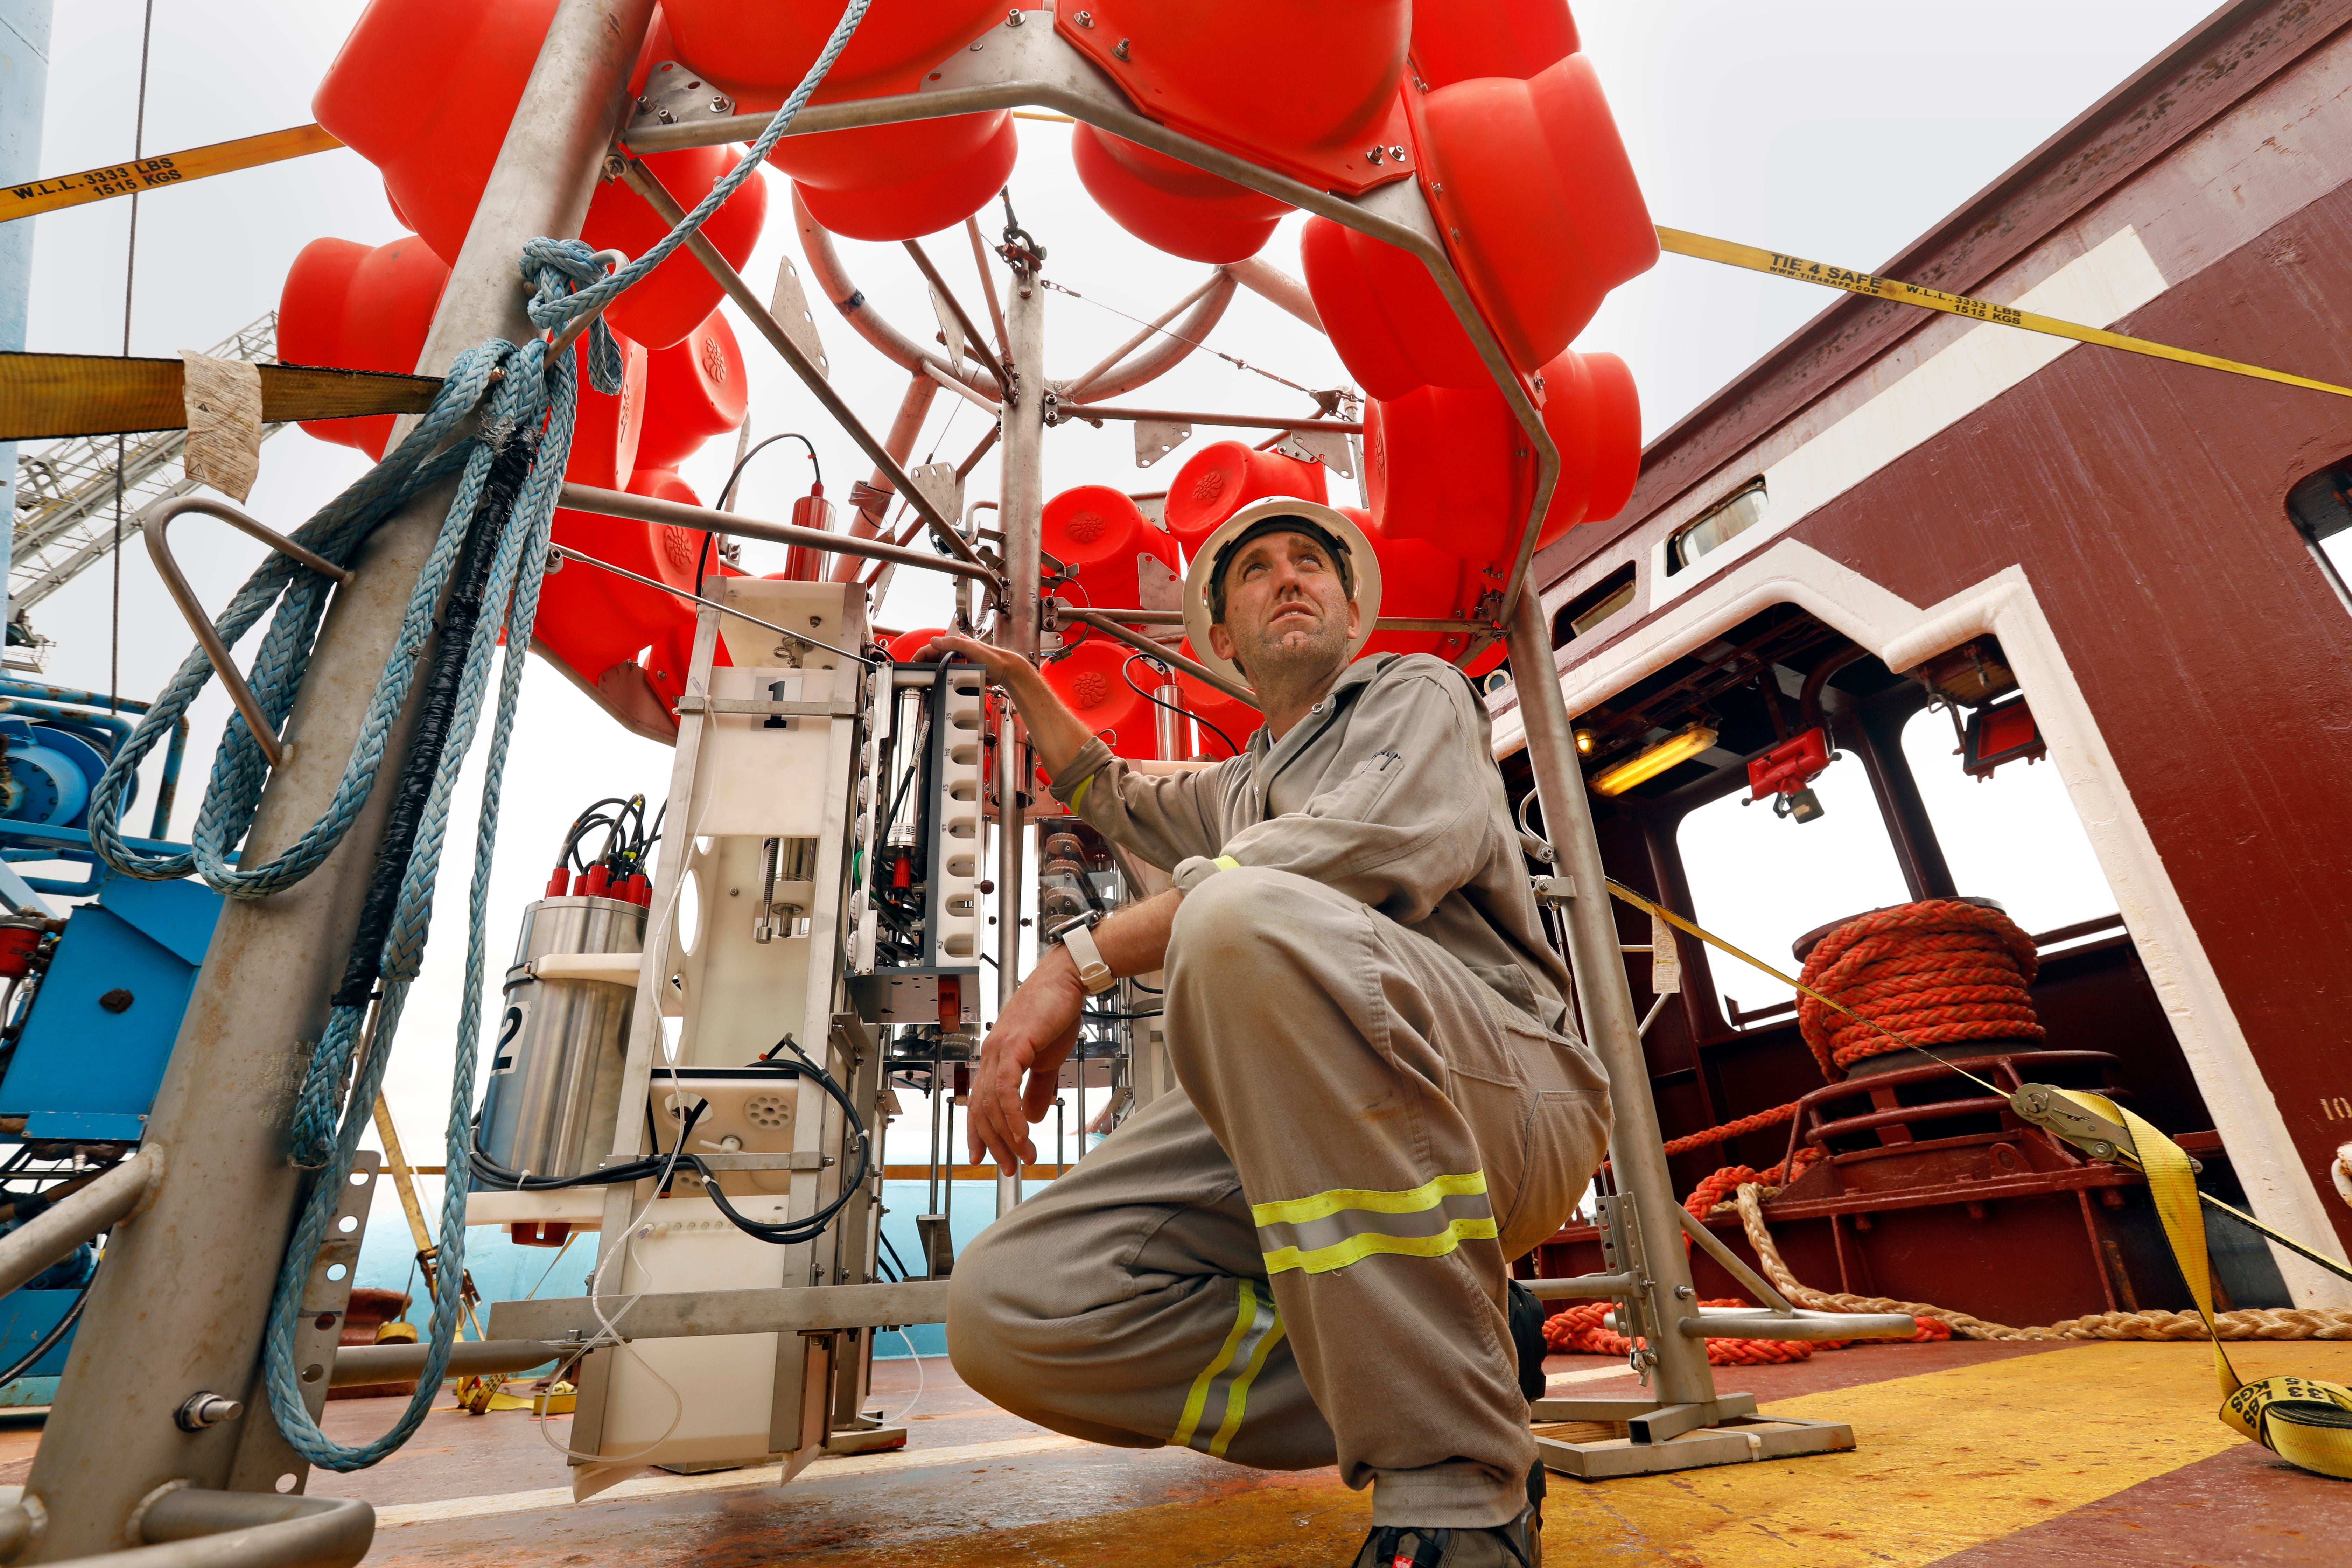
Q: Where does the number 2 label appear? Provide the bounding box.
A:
[492,1001,529,1075]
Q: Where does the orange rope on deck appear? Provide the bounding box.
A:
[1538,1293,1949,1366]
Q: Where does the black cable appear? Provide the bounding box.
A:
[688,1034,870,1245]
[0,1276,88,1387]
[701,433,823,600]
[1083,1007,1164,1021]
[470,1099,709,1192]
[720,433,821,511]
[1120,654,1242,759]
[878,1230,914,1284]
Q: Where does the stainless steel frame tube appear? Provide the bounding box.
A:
[20,1,657,1552]
[0,1149,159,1298]
[1503,590,1717,1410]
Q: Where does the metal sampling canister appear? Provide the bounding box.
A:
[475,894,646,1184]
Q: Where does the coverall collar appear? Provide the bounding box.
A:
[1246,655,1394,795]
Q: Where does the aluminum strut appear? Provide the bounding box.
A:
[19,0,657,1552]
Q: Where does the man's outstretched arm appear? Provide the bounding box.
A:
[966,888,1182,1173]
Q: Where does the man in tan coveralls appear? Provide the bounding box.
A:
[935,498,1610,1567]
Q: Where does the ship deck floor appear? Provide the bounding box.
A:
[4,1337,2347,1564]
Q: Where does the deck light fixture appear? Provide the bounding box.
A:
[1591,722,1717,796]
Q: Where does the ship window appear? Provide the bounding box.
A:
[2285,463,2352,617]
[1552,564,1638,645]
[1668,479,1766,574]
[1675,757,1910,1011]
[1900,704,2116,947]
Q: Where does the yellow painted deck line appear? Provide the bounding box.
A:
[1554,1341,2352,1567]
[372,1432,1084,1528]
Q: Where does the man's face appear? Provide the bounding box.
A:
[1207,528,1360,683]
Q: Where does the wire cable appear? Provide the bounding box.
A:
[1038,277,1333,404]
[0,1277,89,1388]
[1120,654,1242,758]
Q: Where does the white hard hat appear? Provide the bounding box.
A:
[1180,497,1385,686]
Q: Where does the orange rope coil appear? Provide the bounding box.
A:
[1796,899,2042,1076]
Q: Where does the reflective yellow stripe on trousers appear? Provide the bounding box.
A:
[1254,1171,1497,1276]
[1170,1279,1286,1458]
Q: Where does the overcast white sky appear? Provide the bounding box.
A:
[16,0,2221,1177]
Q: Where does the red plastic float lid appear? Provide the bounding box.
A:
[1043,485,1147,568]
[1163,441,1330,555]
[636,309,750,471]
[1041,636,1153,757]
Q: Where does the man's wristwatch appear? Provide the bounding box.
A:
[1057,912,1119,995]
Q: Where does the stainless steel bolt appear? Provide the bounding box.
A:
[1365,146,1385,163]
[1006,7,1023,22]
[1113,37,1131,59]
[1074,8,1094,22]
[1389,145,1408,160]
[174,1392,244,1432]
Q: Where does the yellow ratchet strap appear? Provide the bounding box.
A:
[0,124,344,224]
[1657,226,2352,402]
[2058,1090,2352,1480]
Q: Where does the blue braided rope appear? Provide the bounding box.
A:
[247,0,873,1471]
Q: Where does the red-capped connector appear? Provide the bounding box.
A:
[623,872,650,905]
[891,850,913,889]
[545,866,571,898]
[582,864,612,899]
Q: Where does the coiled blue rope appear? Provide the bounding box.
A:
[85,0,873,1471]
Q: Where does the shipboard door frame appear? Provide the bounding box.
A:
[1492,536,2352,1308]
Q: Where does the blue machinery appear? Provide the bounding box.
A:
[0,680,215,1393]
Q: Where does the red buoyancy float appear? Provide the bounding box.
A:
[565,332,650,492]
[1411,55,1657,375]
[1302,50,1652,395]
[311,0,542,257]
[629,467,727,607]
[314,0,766,348]
[1162,442,1330,558]
[538,467,715,702]
[1336,506,1484,668]
[1041,486,1178,621]
[662,0,1006,111]
[775,112,1018,244]
[1366,349,1640,568]
[1299,218,1488,402]
[276,235,449,460]
[1041,636,1159,760]
[1069,125,1289,265]
[888,627,949,662]
[636,310,748,470]
[584,145,771,348]
[1055,0,1413,196]
[1408,0,1578,89]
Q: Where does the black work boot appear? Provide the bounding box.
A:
[1507,1279,1548,1402]
[1348,1510,1537,1568]
[1507,1279,1549,1564]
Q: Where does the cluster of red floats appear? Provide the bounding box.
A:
[280,0,1651,757]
